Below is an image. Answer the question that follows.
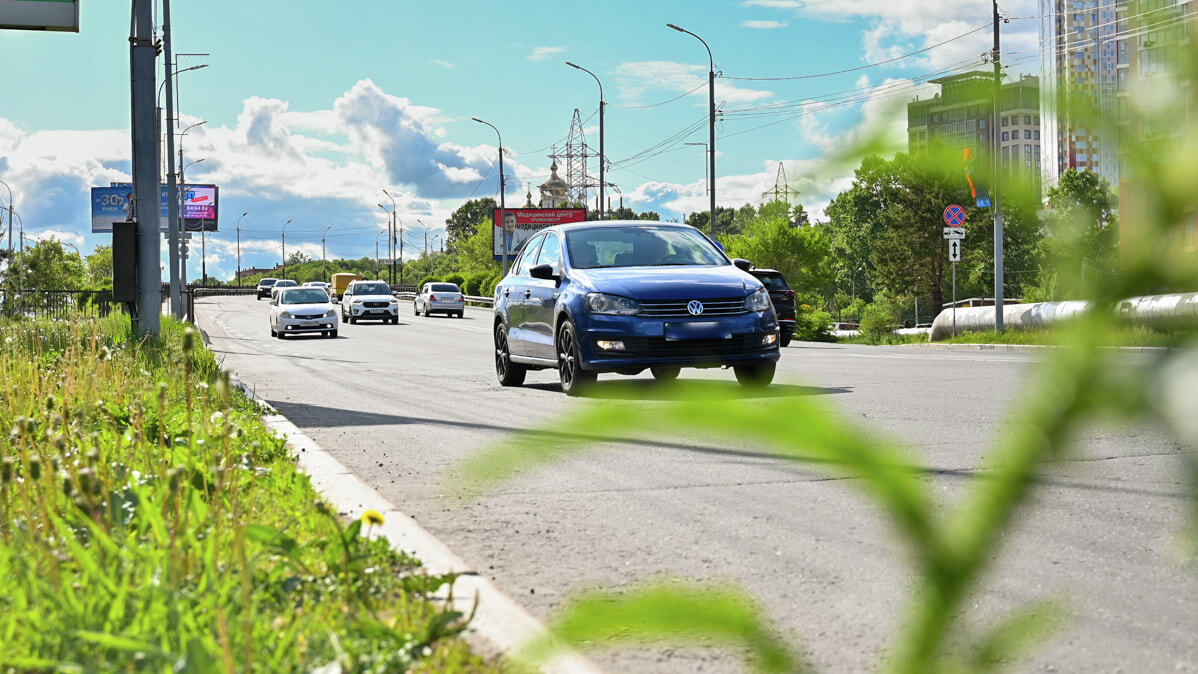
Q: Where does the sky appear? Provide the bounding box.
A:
[0,0,1039,281]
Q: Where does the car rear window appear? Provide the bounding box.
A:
[260,278,277,286]
[429,283,459,293]
[352,283,390,295]
[754,274,790,290]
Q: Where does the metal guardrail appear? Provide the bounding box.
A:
[393,291,494,307]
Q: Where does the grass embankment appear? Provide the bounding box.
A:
[0,315,491,672]
[839,324,1191,347]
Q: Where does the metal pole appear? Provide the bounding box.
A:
[130,0,161,335]
[992,0,1005,332]
[397,213,403,284]
[668,24,717,240]
[201,225,206,285]
[952,261,958,337]
[281,218,292,278]
[161,0,181,316]
[323,224,333,280]
[236,211,247,286]
[472,118,507,273]
[566,62,605,220]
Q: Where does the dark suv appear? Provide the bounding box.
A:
[747,269,795,347]
[256,277,278,300]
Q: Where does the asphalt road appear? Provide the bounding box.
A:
[198,295,1195,673]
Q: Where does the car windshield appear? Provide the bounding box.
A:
[429,283,459,293]
[755,274,790,290]
[280,289,330,305]
[565,226,726,269]
[260,278,277,286]
[352,283,390,295]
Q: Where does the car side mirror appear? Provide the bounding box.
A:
[732,258,753,272]
[529,263,557,280]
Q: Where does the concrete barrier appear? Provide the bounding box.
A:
[929,292,1198,341]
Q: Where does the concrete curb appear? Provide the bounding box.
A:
[913,342,1171,354]
[201,336,600,672]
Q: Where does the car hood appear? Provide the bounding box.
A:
[349,294,395,301]
[277,303,335,313]
[569,265,760,300]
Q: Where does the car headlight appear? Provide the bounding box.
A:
[280,311,293,318]
[586,292,640,315]
[324,309,336,318]
[352,299,363,304]
[745,287,771,312]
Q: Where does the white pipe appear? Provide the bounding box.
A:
[929,292,1198,341]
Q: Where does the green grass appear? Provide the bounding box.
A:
[0,314,493,672]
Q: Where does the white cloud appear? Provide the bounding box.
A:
[617,61,773,105]
[741,0,802,8]
[432,59,456,69]
[741,20,789,29]
[528,46,565,62]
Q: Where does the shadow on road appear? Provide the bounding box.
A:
[520,379,852,400]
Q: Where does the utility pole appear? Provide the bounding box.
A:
[0,179,13,280]
[281,218,292,279]
[991,0,1006,332]
[130,0,161,336]
[322,224,333,280]
[236,211,247,286]
[566,62,605,219]
[161,0,181,316]
[472,118,507,273]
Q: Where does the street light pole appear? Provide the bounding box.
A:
[182,158,207,285]
[322,224,333,280]
[375,229,385,278]
[281,218,292,279]
[472,117,507,273]
[382,189,397,285]
[236,211,247,286]
[991,0,1005,332]
[668,23,717,241]
[177,121,205,288]
[566,62,605,220]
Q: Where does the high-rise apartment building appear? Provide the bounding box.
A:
[907,72,1041,187]
[1039,0,1124,193]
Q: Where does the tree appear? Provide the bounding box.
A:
[723,212,832,297]
[1031,168,1118,300]
[452,217,501,275]
[86,245,113,289]
[445,198,497,246]
[286,250,311,266]
[685,207,737,238]
[2,240,86,290]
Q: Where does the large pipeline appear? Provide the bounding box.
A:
[928,292,1198,341]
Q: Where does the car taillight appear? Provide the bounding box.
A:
[458,294,465,302]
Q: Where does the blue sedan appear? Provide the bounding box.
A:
[493,221,781,395]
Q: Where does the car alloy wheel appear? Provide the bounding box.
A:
[557,321,596,396]
[494,323,526,387]
[733,361,775,388]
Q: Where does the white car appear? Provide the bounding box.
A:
[340,280,399,324]
[270,287,339,339]
[413,282,465,318]
[270,279,299,301]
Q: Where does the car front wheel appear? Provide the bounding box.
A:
[557,321,596,396]
[734,361,775,388]
[651,366,680,382]
[494,323,526,387]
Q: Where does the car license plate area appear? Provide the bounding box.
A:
[663,321,731,341]
[301,320,320,327]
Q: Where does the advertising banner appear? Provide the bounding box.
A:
[90,184,220,233]
[493,208,586,260]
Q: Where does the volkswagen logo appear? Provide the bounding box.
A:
[686,300,704,316]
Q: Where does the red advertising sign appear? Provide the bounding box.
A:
[493,208,586,259]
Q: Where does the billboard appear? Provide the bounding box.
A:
[0,0,79,32]
[493,208,586,260]
[90,184,220,233]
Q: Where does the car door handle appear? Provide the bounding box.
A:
[524,289,532,299]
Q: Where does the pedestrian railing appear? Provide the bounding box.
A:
[0,289,120,320]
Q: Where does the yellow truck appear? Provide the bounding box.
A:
[330,273,364,300]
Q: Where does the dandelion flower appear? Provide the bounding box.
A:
[361,510,385,526]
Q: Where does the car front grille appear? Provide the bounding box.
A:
[364,301,391,308]
[293,313,327,320]
[620,335,762,358]
[638,297,746,318]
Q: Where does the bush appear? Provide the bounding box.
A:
[464,271,489,296]
[443,273,466,288]
[416,275,440,289]
[859,301,899,342]
[481,273,503,297]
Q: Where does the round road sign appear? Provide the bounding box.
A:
[944,204,966,227]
